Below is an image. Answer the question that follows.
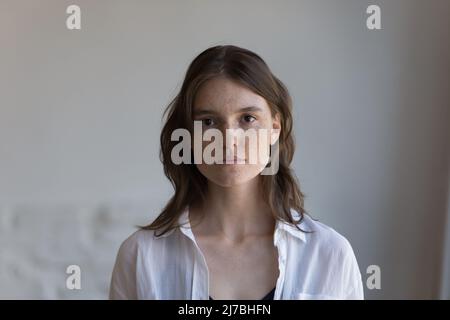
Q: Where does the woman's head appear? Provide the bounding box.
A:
[144,45,308,235]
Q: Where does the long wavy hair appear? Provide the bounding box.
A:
[142,45,309,236]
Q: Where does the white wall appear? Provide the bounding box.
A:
[0,0,449,299]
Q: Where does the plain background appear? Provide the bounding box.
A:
[0,0,449,299]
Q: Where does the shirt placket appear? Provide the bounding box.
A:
[180,226,210,300]
[191,241,210,300]
[274,227,288,300]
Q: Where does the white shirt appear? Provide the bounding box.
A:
[109,206,364,300]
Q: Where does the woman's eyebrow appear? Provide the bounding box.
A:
[193,105,263,116]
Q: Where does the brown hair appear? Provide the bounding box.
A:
[142,45,309,236]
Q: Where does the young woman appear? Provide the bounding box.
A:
[109,45,364,300]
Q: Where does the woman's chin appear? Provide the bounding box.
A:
[199,166,265,188]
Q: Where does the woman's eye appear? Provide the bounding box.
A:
[242,115,256,123]
[202,118,215,126]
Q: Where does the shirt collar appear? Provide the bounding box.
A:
[154,205,307,243]
[152,206,193,240]
[275,210,307,243]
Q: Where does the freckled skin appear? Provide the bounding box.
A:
[193,76,280,187]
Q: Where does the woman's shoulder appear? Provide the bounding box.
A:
[296,211,356,256]
[117,228,160,252]
[111,227,167,299]
[116,225,180,259]
[292,211,364,299]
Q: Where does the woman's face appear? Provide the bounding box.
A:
[192,76,280,187]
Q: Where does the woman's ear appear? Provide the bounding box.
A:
[271,113,281,145]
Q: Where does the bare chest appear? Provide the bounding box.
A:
[196,236,279,300]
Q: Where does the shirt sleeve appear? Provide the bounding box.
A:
[109,235,138,299]
[341,243,365,300]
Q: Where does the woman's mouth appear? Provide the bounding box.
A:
[223,157,246,164]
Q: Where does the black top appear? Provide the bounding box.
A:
[209,287,276,300]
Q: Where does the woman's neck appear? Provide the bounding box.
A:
[190,177,276,243]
